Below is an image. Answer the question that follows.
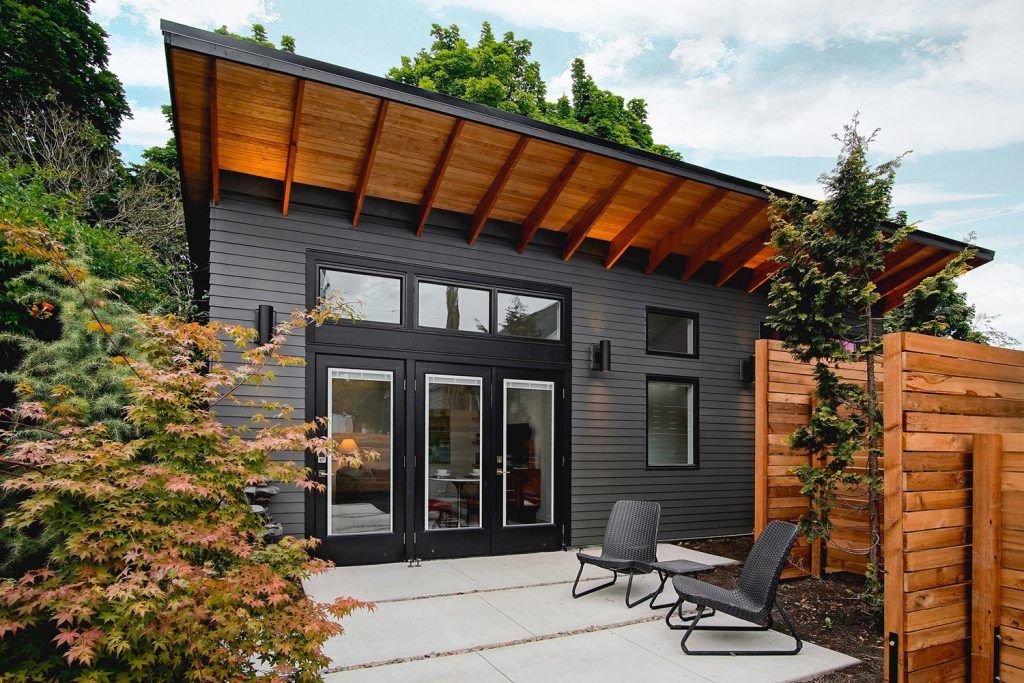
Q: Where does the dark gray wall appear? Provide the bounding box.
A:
[208,174,767,545]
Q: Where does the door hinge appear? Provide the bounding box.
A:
[404,379,407,391]
[562,388,566,399]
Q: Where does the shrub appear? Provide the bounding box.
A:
[0,217,369,680]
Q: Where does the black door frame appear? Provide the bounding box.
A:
[304,250,573,564]
[310,354,408,565]
[491,366,566,555]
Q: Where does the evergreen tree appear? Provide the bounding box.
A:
[766,118,912,608]
[214,23,297,52]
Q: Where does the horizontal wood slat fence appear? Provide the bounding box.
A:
[753,339,879,579]
[755,333,1024,681]
[883,332,1024,682]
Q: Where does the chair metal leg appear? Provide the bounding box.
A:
[679,599,803,656]
[665,597,715,630]
[647,571,679,610]
[571,561,618,599]
[624,572,653,608]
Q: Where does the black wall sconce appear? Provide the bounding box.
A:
[741,354,755,383]
[591,339,611,371]
[255,304,275,344]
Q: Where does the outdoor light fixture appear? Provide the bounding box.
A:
[741,355,755,383]
[255,304,275,344]
[591,339,612,371]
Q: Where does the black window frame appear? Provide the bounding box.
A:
[646,307,699,359]
[317,264,406,330]
[645,375,700,470]
[494,290,563,342]
[307,251,572,364]
[414,279,493,336]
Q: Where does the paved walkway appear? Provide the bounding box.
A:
[304,545,858,681]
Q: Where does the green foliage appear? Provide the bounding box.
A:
[766,118,911,607]
[884,246,992,343]
[0,217,368,679]
[0,0,130,140]
[215,23,297,52]
[387,23,681,160]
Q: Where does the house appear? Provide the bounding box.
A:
[161,21,992,566]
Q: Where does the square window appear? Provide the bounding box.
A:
[647,309,697,357]
[418,282,490,333]
[320,268,402,325]
[496,292,561,341]
[647,378,697,467]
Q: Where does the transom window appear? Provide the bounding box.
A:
[497,292,561,341]
[320,267,402,324]
[418,282,490,333]
[647,377,697,468]
[647,308,698,357]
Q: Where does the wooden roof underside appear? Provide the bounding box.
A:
[167,43,990,312]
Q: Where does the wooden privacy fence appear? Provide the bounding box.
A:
[754,333,1024,680]
[883,333,1024,682]
[753,339,878,579]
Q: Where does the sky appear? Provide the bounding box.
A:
[100,0,1024,345]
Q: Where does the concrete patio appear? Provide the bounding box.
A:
[305,544,858,681]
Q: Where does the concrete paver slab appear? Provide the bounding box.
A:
[322,592,531,668]
[478,629,711,682]
[325,652,508,682]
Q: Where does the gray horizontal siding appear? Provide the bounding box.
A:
[208,177,766,543]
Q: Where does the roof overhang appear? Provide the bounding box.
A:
[162,20,993,311]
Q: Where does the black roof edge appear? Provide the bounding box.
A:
[160,19,993,264]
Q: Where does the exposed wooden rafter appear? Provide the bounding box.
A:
[281,78,306,216]
[209,58,220,205]
[715,228,771,287]
[645,188,728,275]
[416,119,464,236]
[605,177,685,269]
[519,150,584,252]
[351,100,390,227]
[681,201,765,281]
[468,135,530,245]
[563,165,635,261]
[747,260,780,293]
[879,251,956,312]
[881,246,923,280]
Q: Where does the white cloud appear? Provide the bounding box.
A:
[920,203,1024,233]
[958,262,1024,348]
[548,33,653,95]
[422,0,1024,157]
[119,104,172,146]
[109,38,167,88]
[756,180,1001,208]
[93,0,276,34]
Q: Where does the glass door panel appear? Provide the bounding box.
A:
[503,379,554,526]
[328,368,394,536]
[314,355,405,566]
[425,374,483,530]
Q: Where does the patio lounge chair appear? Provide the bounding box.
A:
[571,500,660,608]
[666,520,802,655]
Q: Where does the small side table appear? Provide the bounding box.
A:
[641,558,714,610]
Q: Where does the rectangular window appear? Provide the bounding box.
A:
[418,282,490,333]
[319,268,402,324]
[327,368,393,535]
[496,292,561,341]
[647,378,697,467]
[647,309,697,357]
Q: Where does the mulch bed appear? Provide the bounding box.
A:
[680,535,882,682]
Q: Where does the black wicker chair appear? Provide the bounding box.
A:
[571,500,660,608]
[666,520,802,655]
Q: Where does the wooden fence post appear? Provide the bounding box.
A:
[882,332,906,682]
[972,432,1003,682]
[754,340,769,538]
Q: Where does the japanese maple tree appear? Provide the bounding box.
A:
[0,216,369,680]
